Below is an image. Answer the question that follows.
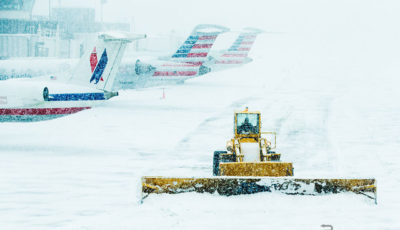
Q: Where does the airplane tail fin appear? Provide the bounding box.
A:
[171,24,229,65]
[222,28,263,58]
[69,32,146,92]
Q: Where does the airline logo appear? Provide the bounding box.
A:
[171,34,218,61]
[227,34,256,52]
[89,48,108,84]
[217,32,259,65]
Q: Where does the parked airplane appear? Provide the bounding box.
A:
[0,32,145,122]
[114,24,229,89]
[204,28,263,71]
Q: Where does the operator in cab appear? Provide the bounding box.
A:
[238,117,257,134]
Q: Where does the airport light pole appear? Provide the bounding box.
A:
[100,0,107,24]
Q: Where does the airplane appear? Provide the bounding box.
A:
[204,27,263,71]
[114,24,229,89]
[0,32,146,122]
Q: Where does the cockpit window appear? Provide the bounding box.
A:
[236,113,259,134]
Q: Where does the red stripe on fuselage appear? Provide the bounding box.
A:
[165,61,203,66]
[184,62,203,66]
[153,71,197,76]
[160,63,199,67]
[0,107,91,115]
[222,54,248,57]
[216,60,244,64]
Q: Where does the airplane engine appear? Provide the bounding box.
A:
[198,65,211,75]
[134,59,156,75]
[0,82,51,106]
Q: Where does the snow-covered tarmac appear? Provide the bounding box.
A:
[1,5,400,229]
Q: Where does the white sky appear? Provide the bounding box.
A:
[32,0,400,40]
[32,0,297,35]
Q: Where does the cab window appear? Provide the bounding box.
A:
[236,113,259,134]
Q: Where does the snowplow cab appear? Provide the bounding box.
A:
[213,108,293,176]
[235,109,261,138]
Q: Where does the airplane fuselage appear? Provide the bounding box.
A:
[0,78,114,122]
[115,60,210,89]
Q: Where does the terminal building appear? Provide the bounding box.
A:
[0,0,56,58]
[0,0,130,59]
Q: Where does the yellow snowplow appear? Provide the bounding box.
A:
[142,108,376,203]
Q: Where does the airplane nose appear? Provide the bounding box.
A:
[135,59,155,76]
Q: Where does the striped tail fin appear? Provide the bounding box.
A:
[221,28,263,60]
[69,33,146,92]
[171,24,229,65]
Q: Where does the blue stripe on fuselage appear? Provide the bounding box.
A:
[47,93,106,101]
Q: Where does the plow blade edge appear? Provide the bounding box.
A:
[142,177,376,203]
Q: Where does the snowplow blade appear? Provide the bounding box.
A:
[142,177,376,203]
